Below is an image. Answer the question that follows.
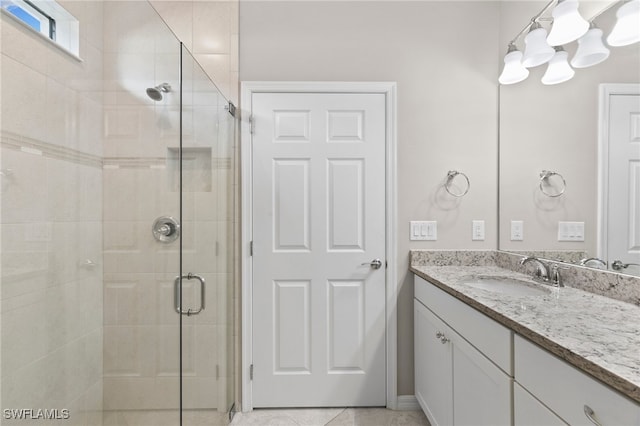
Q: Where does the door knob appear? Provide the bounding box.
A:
[612,260,640,270]
[361,259,383,270]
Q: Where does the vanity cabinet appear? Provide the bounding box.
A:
[414,273,640,426]
[414,301,452,425]
[515,335,640,426]
[414,276,512,426]
[514,383,567,426]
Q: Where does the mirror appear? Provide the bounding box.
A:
[498,1,640,276]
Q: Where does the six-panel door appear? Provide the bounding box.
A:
[251,92,387,407]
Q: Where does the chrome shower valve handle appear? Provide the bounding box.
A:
[152,216,180,243]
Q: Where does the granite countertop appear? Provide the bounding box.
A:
[410,264,640,404]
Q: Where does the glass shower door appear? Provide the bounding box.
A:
[1,1,234,423]
[102,3,234,425]
[178,44,235,425]
[101,2,183,423]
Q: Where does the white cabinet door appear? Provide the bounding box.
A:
[514,383,567,426]
[251,92,387,407]
[452,329,512,426]
[415,300,453,426]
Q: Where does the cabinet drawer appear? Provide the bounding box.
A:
[415,275,512,374]
[514,383,567,426]
[515,335,640,425]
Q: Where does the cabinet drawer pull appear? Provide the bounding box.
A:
[584,405,602,426]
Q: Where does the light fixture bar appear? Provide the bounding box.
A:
[508,0,557,45]
[590,0,625,23]
[507,0,625,46]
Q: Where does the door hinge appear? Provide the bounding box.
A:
[249,241,253,256]
[249,115,255,134]
[226,101,236,117]
[216,364,220,380]
[250,364,254,380]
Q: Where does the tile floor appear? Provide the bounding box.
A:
[230,408,431,426]
[102,407,430,426]
[103,410,229,426]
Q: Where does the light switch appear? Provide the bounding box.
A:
[410,221,437,241]
[472,220,485,241]
[511,220,524,241]
[557,221,585,241]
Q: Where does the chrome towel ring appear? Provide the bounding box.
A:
[445,170,470,197]
[539,170,566,197]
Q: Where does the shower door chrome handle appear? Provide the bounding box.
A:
[174,273,206,316]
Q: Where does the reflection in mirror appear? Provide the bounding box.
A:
[498,1,640,276]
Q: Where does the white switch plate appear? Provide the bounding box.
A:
[472,220,485,241]
[510,220,524,241]
[557,221,585,241]
[410,221,437,241]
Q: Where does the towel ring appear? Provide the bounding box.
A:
[539,170,566,197]
[445,170,470,197]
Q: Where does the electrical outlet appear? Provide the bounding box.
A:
[472,220,485,241]
[511,220,524,241]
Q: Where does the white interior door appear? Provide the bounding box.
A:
[251,92,387,407]
[607,93,640,272]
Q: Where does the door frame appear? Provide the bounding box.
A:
[597,83,640,261]
[240,81,398,412]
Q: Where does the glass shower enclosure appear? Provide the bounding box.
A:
[0,1,235,424]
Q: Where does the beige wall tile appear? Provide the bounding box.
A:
[193,2,231,55]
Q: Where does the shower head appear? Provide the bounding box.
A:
[146,83,172,101]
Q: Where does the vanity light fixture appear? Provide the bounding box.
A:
[571,23,610,68]
[542,46,575,85]
[522,22,556,67]
[499,43,530,85]
[498,0,634,85]
[546,0,590,46]
[607,0,640,46]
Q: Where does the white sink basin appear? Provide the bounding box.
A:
[460,275,551,297]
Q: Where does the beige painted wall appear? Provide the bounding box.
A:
[498,2,640,254]
[239,1,501,395]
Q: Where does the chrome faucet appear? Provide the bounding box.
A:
[519,256,550,282]
[579,257,607,268]
[549,264,567,287]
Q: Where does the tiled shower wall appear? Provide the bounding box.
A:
[2,0,238,422]
[1,1,105,423]
[151,0,240,105]
[101,0,236,413]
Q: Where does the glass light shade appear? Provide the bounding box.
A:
[522,25,555,67]
[547,0,590,46]
[571,27,610,68]
[499,49,530,85]
[607,0,640,47]
[542,48,575,85]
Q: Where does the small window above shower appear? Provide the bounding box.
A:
[1,0,79,58]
